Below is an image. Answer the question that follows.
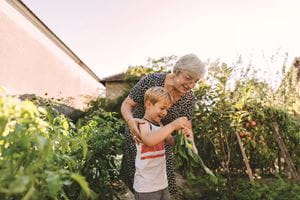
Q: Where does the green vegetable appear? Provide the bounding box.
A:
[174,131,218,184]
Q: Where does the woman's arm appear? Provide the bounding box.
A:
[121,74,158,140]
[121,96,137,124]
[121,96,145,140]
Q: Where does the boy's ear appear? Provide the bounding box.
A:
[145,100,152,108]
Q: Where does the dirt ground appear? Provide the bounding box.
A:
[118,190,134,200]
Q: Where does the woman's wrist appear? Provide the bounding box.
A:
[166,135,175,146]
[126,117,133,124]
[167,135,174,141]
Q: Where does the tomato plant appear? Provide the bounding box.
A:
[0,96,90,199]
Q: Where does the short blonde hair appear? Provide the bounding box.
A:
[173,54,207,78]
[144,86,173,106]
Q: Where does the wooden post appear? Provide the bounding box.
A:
[235,132,255,183]
[272,122,300,180]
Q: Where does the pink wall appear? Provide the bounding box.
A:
[0,1,103,109]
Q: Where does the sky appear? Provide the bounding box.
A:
[22,0,300,79]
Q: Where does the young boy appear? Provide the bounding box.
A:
[134,86,191,200]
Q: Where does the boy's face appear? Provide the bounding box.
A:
[145,99,171,123]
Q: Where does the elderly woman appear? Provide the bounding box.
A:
[120,54,207,195]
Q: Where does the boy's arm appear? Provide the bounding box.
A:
[139,122,177,147]
[165,135,175,146]
[164,120,192,147]
[160,122,175,146]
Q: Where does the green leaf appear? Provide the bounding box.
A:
[178,147,189,161]
[36,135,48,151]
[9,176,31,194]
[0,117,8,135]
[79,140,88,159]
[62,120,69,130]
[46,171,61,198]
[22,183,35,200]
[71,173,91,197]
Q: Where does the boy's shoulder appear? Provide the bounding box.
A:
[140,120,161,130]
[139,120,151,130]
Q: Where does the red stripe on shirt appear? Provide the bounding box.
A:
[141,153,165,160]
[141,142,164,154]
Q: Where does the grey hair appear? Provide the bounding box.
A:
[173,54,207,78]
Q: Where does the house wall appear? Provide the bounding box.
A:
[105,82,130,100]
[0,0,103,109]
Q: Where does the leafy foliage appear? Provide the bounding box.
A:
[76,102,124,199]
[181,177,300,200]
[0,96,89,199]
[186,60,300,199]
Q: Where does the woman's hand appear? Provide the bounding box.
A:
[127,118,145,143]
[170,117,193,137]
[171,117,198,153]
[181,126,192,137]
[185,130,198,154]
[121,96,145,143]
[171,117,190,130]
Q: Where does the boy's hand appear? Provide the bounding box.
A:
[171,117,190,130]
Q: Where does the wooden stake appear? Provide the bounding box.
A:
[272,122,300,180]
[235,132,255,182]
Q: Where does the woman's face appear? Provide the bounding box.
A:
[174,70,200,94]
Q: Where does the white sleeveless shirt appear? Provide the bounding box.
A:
[133,122,168,193]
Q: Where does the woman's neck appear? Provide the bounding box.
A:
[164,74,184,101]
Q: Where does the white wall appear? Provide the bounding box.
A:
[0,0,103,109]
